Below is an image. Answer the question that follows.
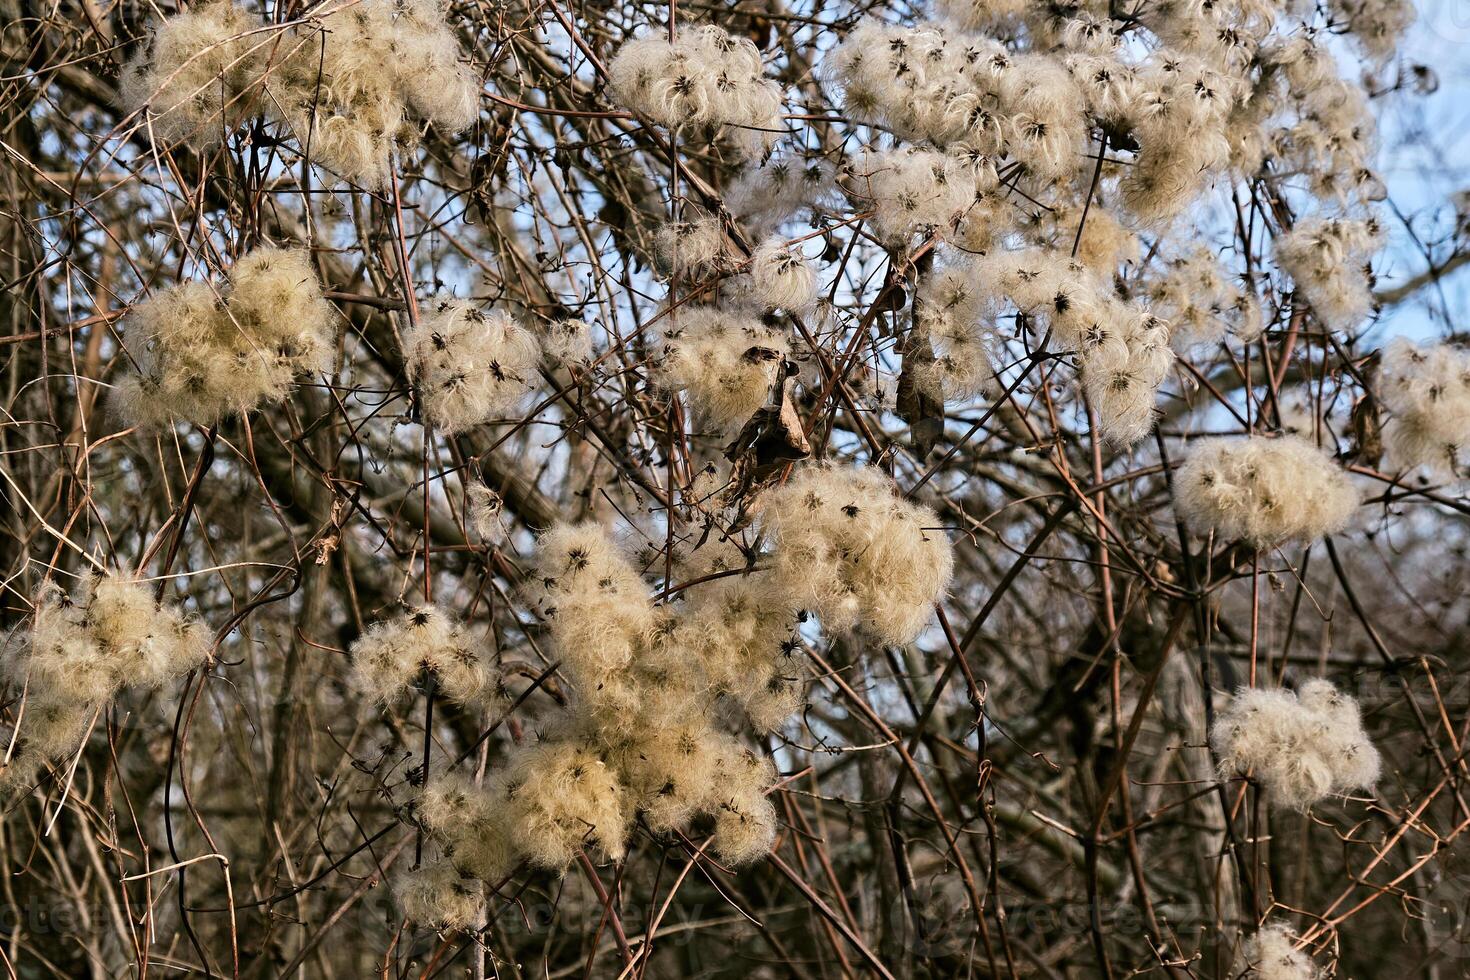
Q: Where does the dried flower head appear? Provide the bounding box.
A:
[348,605,503,707]
[2,575,209,793]
[1377,338,1470,478]
[1240,922,1321,979]
[115,247,335,427]
[608,25,783,158]
[749,238,818,311]
[119,1,266,148]
[761,465,953,644]
[396,859,486,931]
[652,308,790,433]
[1175,435,1358,545]
[402,299,540,434]
[1212,680,1380,810]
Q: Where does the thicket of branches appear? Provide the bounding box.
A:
[3,0,1470,976]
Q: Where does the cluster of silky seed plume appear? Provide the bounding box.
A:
[113,246,335,428]
[394,465,958,928]
[2,575,210,792]
[123,0,479,186]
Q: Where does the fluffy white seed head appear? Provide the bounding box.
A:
[1377,338,1470,478]
[1174,435,1358,545]
[348,605,503,708]
[760,465,954,644]
[727,155,838,235]
[391,0,480,132]
[402,299,540,434]
[968,247,1174,443]
[526,523,656,684]
[611,721,727,833]
[503,739,631,868]
[1240,923,1320,980]
[749,238,818,311]
[1331,0,1415,63]
[1274,216,1382,332]
[1078,305,1175,446]
[652,308,790,433]
[466,483,507,545]
[607,25,783,158]
[706,743,779,865]
[119,1,266,148]
[912,258,1002,403]
[654,216,729,277]
[3,575,209,790]
[396,859,485,931]
[414,772,518,881]
[1147,245,1262,348]
[1027,203,1140,276]
[1212,680,1380,810]
[537,319,595,367]
[847,149,977,244]
[21,575,209,702]
[936,0,1034,33]
[115,247,334,428]
[677,541,804,730]
[263,0,478,186]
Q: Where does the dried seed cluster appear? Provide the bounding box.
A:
[1175,435,1359,546]
[608,24,784,159]
[123,0,479,185]
[401,299,541,434]
[1211,680,1380,810]
[114,246,334,427]
[2,576,210,791]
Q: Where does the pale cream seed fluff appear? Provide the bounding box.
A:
[607,25,783,159]
[749,238,818,311]
[610,721,727,833]
[823,0,1401,228]
[707,743,780,865]
[827,21,1086,180]
[401,298,540,434]
[466,483,508,545]
[936,0,1034,33]
[119,0,266,148]
[1147,245,1263,349]
[1026,203,1140,277]
[760,465,954,645]
[1175,434,1359,546]
[2,575,209,792]
[912,258,1002,403]
[1330,0,1415,63]
[846,149,977,244]
[392,0,481,132]
[537,318,594,367]
[1274,216,1382,332]
[1240,923,1321,979]
[115,246,335,428]
[727,155,838,235]
[1377,338,1470,478]
[127,0,478,183]
[384,518,799,888]
[503,740,632,869]
[396,859,486,931]
[1211,679,1380,810]
[654,216,729,277]
[525,522,657,681]
[347,605,503,708]
[968,247,1175,445]
[677,540,804,730]
[652,307,790,434]
[276,0,479,185]
[413,771,518,881]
